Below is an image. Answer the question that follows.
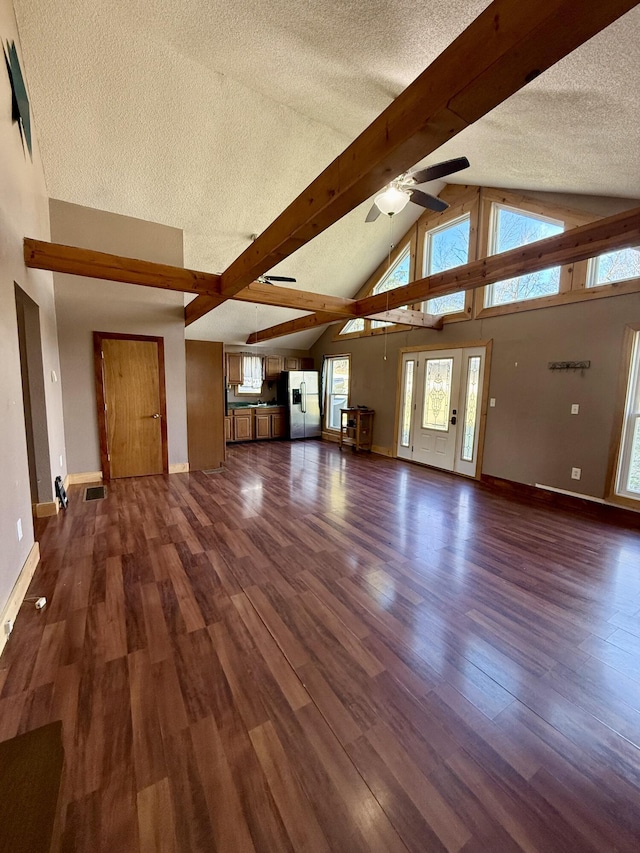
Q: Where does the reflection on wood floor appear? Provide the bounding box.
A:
[2,440,640,851]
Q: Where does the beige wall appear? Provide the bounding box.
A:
[312,291,640,500]
[0,0,66,612]
[50,200,188,474]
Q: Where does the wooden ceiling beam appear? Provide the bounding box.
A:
[24,237,358,316]
[245,307,444,344]
[208,281,355,317]
[246,312,346,344]
[24,238,221,296]
[185,0,639,324]
[356,206,640,316]
[365,309,444,329]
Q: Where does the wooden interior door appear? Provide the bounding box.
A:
[95,333,168,479]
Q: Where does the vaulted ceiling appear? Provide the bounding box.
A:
[14,0,640,347]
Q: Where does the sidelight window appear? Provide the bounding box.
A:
[615,330,640,500]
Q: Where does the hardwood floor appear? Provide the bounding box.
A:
[2,440,640,851]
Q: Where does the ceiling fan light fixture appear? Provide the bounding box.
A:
[374,186,410,216]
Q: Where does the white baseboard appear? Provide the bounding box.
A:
[535,483,605,504]
[169,462,190,474]
[67,471,103,485]
[0,541,40,658]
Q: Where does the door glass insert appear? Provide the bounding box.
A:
[422,358,453,431]
[400,360,415,446]
[461,356,481,462]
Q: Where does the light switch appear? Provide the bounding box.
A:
[571,403,579,415]
[489,398,496,408]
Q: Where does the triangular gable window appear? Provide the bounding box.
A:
[339,318,365,335]
[371,247,411,327]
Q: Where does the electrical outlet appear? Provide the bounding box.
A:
[16,518,22,541]
[571,467,581,480]
[571,403,580,415]
[60,454,63,467]
[490,398,496,407]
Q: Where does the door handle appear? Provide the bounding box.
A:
[300,381,306,413]
[151,413,161,419]
[450,415,457,425]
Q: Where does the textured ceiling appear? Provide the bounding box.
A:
[13,0,640,346]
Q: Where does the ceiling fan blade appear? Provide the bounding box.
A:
[409,189,449,213]
[365,203,381,223]
[263,275,297,283]
[411,156,470,185]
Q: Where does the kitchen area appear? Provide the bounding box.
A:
[225,349,321,444]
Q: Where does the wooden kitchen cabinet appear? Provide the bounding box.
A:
[255,412,271,439]
[264,355,283,379]
[226,352,243,385]
[284,356,299,371]
[301,357,314,370]
[271,411,287,438]
[233,411,253,441]
[227,407,287,442]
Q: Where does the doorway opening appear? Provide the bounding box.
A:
[15,284,53,512]
[396,342,491,478]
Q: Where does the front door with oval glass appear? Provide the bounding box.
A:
[397,346,487,477]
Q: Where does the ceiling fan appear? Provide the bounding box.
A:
[365,156,470,222]
[256,274,297,284]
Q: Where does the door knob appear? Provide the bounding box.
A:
[151,413,161,419]
[450,415,457,425]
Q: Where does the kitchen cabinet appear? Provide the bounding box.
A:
[301,357,314,370]
[271,411,287,438]
[226,352,243,385]
[233,411,254,441]
[284,356,299,371]
[264,355,283,380]
[255,412,271,439]
[226,406,287,442]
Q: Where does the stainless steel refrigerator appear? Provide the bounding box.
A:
[279,371,322,439]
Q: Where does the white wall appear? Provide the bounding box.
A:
[0,0,66,612]
[50,200,188,473]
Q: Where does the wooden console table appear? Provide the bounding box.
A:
[339,408,374,452]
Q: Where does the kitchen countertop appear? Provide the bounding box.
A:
[227,403,284,411]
